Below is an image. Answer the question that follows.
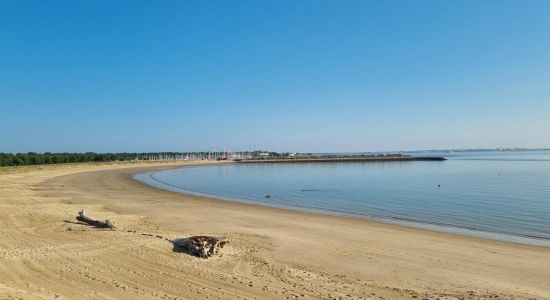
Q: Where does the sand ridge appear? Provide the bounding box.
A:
[1,162,549,299]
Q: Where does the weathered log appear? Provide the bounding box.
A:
[172,236,229,258]
[76,210,116,229]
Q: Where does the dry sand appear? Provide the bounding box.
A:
[1,162,549,299]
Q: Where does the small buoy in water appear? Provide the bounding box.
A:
[438,184,441,188]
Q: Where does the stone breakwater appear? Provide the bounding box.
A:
[238,156,446,163]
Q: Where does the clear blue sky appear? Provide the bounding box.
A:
[1,0,549,153]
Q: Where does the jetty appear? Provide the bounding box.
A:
[237,155,445,163]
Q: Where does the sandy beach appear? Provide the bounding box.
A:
[1,162,549,300]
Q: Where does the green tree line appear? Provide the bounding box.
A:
[0,152,175,167]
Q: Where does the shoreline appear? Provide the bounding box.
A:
[122,164,550,254]
[135,164,550,248]
[2,162,550,299]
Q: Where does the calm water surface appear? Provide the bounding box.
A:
[135,150,550,246]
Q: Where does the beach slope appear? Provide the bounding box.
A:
[1,162,549,299]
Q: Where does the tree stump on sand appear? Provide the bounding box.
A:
[76,210,116,229]
[172,236,229,258]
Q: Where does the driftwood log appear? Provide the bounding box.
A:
[76,210,116,229]
[73,211,228,257]
[172,236,229,258]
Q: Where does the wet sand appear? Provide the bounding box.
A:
[1,162,549,299]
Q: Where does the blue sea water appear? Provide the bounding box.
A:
[134,150,550,247]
